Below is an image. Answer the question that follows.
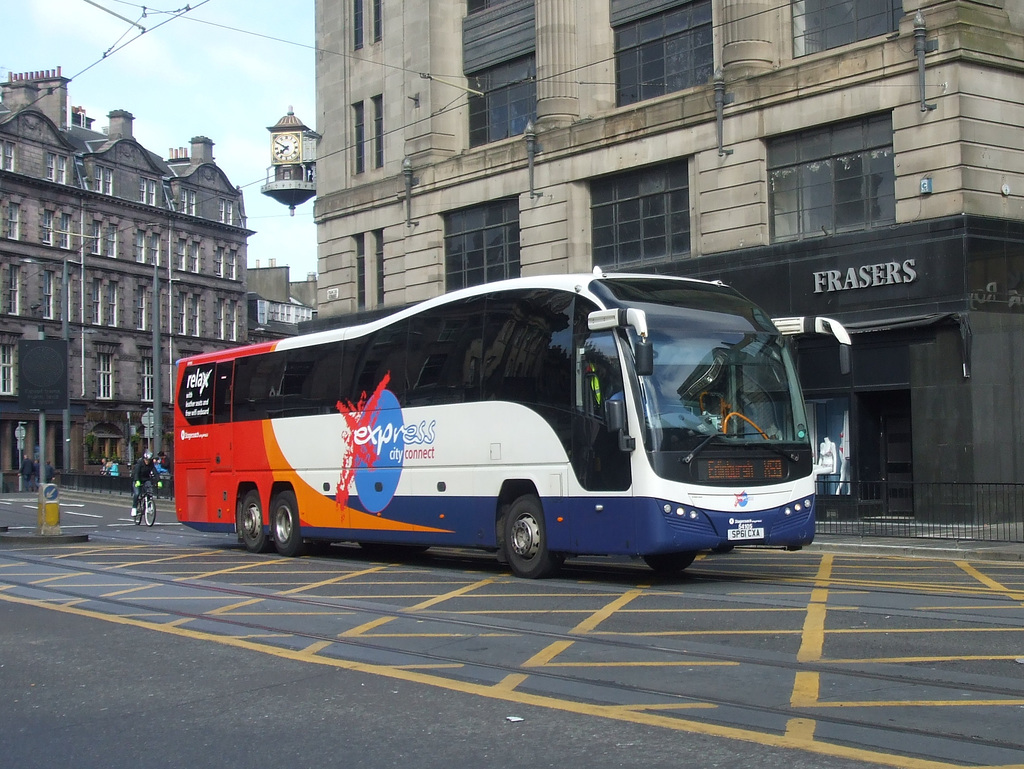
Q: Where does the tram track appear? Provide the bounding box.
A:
[2,541,1024,765]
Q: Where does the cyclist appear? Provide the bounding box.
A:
[130,451,161,519]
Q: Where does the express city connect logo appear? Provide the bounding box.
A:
[335,373,436,514]
[734,491,749,508]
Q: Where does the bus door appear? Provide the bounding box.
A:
[569,323,633,554]
[204,361,236,523]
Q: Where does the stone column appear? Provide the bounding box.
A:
[535,0,579,129]
[721,0,776,75]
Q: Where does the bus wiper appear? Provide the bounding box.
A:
[681,432,727,464]
[759,442,801,464]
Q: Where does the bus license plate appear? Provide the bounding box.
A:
[727,526,764,541]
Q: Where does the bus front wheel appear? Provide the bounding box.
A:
[271,490,305,557]
[502,494,562,579]
[643,550,698,575]
[238,490,271,554]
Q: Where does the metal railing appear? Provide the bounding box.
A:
[815,481,1024,542]
[56,472,174,499]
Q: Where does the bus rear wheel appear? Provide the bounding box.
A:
[238,490,271,553]
[502,494,562,579]
[643,550,698,575]
[271,490,305,557]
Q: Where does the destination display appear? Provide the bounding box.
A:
[700,457,785,483]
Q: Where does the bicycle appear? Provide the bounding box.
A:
[134,480,157,527]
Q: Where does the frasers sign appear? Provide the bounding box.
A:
[813,259,917,294]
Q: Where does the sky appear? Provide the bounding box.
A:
[3,0,320,280]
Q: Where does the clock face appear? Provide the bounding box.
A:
[272,132,301,162]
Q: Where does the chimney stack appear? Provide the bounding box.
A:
[190,136,215,165]
[2,68,69,128]
[107,109,134,140]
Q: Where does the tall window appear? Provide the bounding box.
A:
[468,56,536,148]
[372,94,384,169]
[213,247,224,277]
[92,279,103,324]
[107,281,119,327]
[5,265,20,314]
[1,141,14,171]
[355,233,367,310]
[95,165,113,195]
[372,0,382,42]
[188,294,201,336]
[615,1,713,107]
[768,113,895,242]
[219,199,234,225]
[374,228,385,306]
[177,291,187,334]
[4,202,19,240]
[180,188,197,216]
[135,230,146,262]
[97,352,114,400]
[58,212,71,249]
[228,300,238,341]
[148,232,161,265]
[353,101,366,174]
[353,0,364,49]
[136,283,148,331]
[0,343,13,395]
[90,220,102,254]
[41,211,54,245]
[176,238,187,270]
[444,199,521,290]
[793,0,901,57]
[141,355,154,402]
[42,271,55,320]
[226,250,237,280]
[188,241,200,273]
[139,177,158,205]
[214,299,224,340]
[46,152,68,183]
[104,225,117,258]
[592,160,691,268]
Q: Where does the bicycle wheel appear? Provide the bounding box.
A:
[143,495,156,527]
[133,500,142,526]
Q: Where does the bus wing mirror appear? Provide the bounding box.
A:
[604,398,636,453]
[634,337,654,376]
[773,315,852,374]
[588,308,653,375]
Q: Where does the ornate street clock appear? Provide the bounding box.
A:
[262,108,318,214]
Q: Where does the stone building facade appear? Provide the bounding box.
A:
[311,0,1024,515]
[0,68,250,477]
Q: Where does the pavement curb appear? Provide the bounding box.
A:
[0,531,90,545]
[807,540,1024,562]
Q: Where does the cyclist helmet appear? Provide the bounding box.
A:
[143,451,153,460]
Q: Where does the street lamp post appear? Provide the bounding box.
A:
[152,256,162,456]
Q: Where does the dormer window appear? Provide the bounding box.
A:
[180,188,197,216]
[139,176,158,206]
[219,199,234,225]
[46,152,69,184]
[95,165,113,195]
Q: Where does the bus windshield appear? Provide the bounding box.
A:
[635,311,808,453]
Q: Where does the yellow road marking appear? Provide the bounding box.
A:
[571,589,643,634]
[957,561,1024,601]
[276,565,391,595]
[341,615,396,636]
[207,597,264,615]
[174,559,292,581]
[0,589,985,769]
[790,671,820,707]
[101,584,157,598]
[406,578,497,611]
[797,554,832,663]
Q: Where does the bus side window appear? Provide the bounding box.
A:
[213,361,233,424]
[405,298,484,406]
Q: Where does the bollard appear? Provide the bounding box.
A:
[40,483,61,536]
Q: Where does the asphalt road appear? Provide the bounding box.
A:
[2,491,1024,768]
